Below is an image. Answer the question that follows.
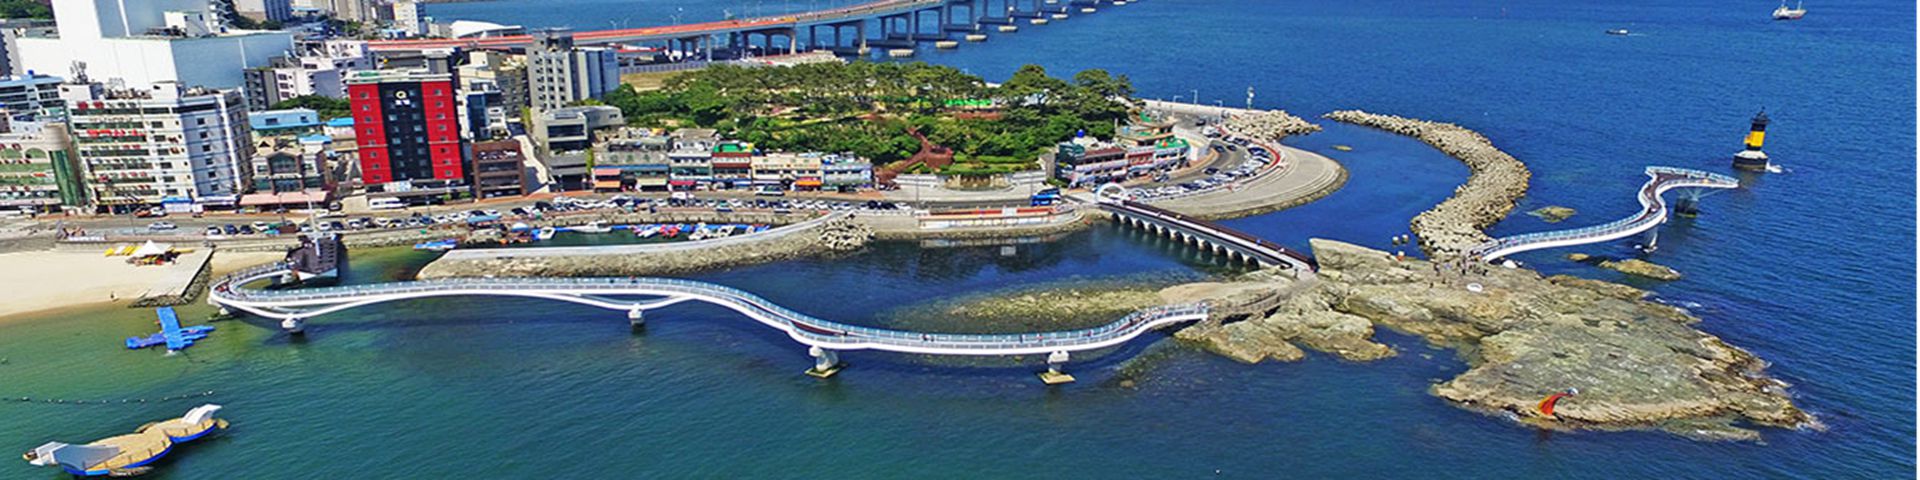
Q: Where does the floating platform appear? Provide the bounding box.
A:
[1030,18,1049,25]
[24,405,228,477]
[935,40,959,49]
[997,25,1019,32]
[1038,371,1077,385]
[125,307,214,351]
[965,34,988,42]
[886,48,915,58]
[1051,13,1069,19]
[804,365,844,379]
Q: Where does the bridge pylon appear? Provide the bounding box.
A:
[281,317,306,335]
[806,346,844,379]
[1039,350,1075,385]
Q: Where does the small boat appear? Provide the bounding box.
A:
[715,225,737,238]
[635,225,662,238]
[413,239,458,251]
[570,221,612,234]
[1605,28,1630,35]
[24,404,228,477]
[1772,1,1804,20]
[535,227,556,241]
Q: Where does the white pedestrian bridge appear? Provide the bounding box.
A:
[1471,166,1740,262]
[210,263,1211,376]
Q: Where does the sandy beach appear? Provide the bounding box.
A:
[0,248,285,322]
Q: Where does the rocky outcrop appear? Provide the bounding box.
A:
[1528,206,1577,223]
[1224,110,1322,141]
[1174,282,1396,364]
[818,219,873,250]
[1324,110,1532,261]
[1599,258,1683,281]
[1299,238,1811,439]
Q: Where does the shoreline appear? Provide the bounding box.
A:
[0,248,285,323]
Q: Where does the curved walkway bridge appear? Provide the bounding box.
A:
[1472,166,1740,262]
[210,263,1209,382]
[1096,199,1317,275]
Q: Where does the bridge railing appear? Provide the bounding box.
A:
[215,270,1211,351]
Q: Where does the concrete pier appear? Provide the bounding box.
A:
[806,346,844,378]
[1038,350,1075,384]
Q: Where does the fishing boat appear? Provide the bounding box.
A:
[1605,28,1630,35]
[535,226,556,241]
[413,239,458,251]
[715,225,737,238]
[24,405,228,477]
[635,225,662,238]
[1772,1,1805,20]
[688,223,710,241]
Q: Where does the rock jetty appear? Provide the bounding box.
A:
[416,214,869,279]
[1324,110,1532,260]
[1224,110,1322,141]
[1181,238,1811,440]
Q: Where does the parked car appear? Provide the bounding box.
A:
[148,221,177,231]
[203,226,223,236]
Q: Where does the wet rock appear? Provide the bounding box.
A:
[1599,259,1682,281]
[1296,238,1811,439]
[1529,206,1578,223]
[1565,253,1592,262]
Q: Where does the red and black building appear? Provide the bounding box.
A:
[347,69,468,200]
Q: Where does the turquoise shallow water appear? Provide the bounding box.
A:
[2,0,1912,477]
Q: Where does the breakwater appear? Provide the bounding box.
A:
[1324,110,1531,260]
[1222,110,1323,141]
[416,214,870,279]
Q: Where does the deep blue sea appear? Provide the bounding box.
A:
[1,0,1910,478]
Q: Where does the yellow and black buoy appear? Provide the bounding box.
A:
[1732,110,1770,172]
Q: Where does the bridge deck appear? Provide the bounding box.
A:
[1473,166,1739,261]
[211,264,1208,356]
[1100,201,1318,273]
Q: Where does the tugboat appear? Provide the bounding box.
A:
[24,405,228,477]
[1772,1,1805,20]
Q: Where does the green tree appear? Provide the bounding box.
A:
[0,0,51,19]
[270,95,352,120]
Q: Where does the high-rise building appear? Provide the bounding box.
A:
[235,0,294,23]
[0,73,64,120]
[0,122,87,212]
[17,0,293,90]
[0,19,57,77]
[61,82,253,211]
[527,29,619,112]
[345,69,466,198]
[390,0,423,36]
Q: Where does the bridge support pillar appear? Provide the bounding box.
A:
[805,346,844,378]
[281,317,305,335]
[1674,197,1701,217]
[627,308,645,331]
[1038,350,1075,385]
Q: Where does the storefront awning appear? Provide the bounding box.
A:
[794,179,823,187]
[668,180,697,186]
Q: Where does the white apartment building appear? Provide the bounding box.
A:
[17,0,294,90]
[61,82,254,210]
[241,40,369,110]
